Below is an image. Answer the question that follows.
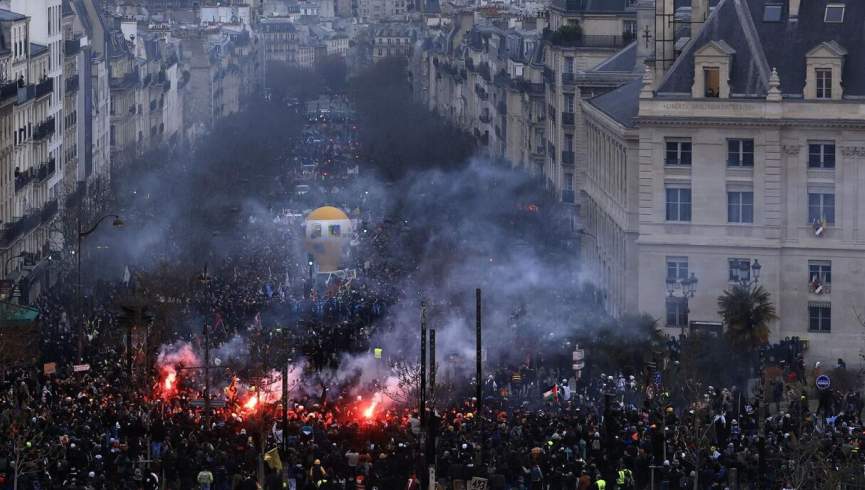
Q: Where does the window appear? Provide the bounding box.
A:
[824,4,845,23]
[727,191,754,223]
[704,67,720,98]
[666,297,688,328]
[808,142,835,169]
[311,223,322,239]
[809,260,832,285]
[666,257,689,281]
[564,56,574,74]
[564,133,574,151]
[665,187,692,222]
[727,139,754,167]
[808,192,835,224]
[329,224,341,236]
[728,258,751,283]
[763,3,783,22]
[808,303,831,332]
[815,69,832,99]
[665,139,692,166]
[563,93,575,113]
[564,172,574,191]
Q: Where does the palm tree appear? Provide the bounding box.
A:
[717,284,778,351]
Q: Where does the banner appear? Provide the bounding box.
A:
[73,364,90,372]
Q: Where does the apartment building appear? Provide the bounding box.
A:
[0,8,60,302]
[372,26,415,63]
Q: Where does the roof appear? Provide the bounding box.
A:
[308,206,349,221]
[31,43,48,57]
[588,78,641,128]
[592,41,637,73]
[659,0,865,97]
[550,0,634,13]
[0,9,26,22]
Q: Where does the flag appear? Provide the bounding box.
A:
[122,266,131,285]
[814,218,826,237]
[264,447,282,471]
[543,384,559,401]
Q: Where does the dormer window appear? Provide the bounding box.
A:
[691,41,735,99]
[815,69,832,99]
[824,4,845,23]
[704,67,720,97]
[804,41,847,100]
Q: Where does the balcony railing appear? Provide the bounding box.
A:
[33,117,55,141]
[562,72,575,84]
[36,159,56,183]
[0,81,17,100]
[546,29,635,49]
[562,189,576,203]
[34,78,53,99]
[41,199,58,223]
[562,151,575,165]
[1,211,41,247]
[66,76,79,93]
[14,170,34,192]
[562,112,575,125]
[809,281,831,295]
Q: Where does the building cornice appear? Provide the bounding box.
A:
[637,116,865,130]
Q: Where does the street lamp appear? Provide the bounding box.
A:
[736,258,761,287]
[77,214,124,358]
[666,272,698,337]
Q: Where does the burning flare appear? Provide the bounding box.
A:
[244,394,259,411]
[363,392,383,420]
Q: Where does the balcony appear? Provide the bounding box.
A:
[0,212,41,247]
[562,72,575,84]
[34,78,53,99]
[36,159,56,183]
[562,151,575,165]
[33,117,55,142]
[497,101,507,115]
[66,76,79,93]
[0,81,17,100]
[14,169,34,192]
[562,112,575,125]
[40,199,58,223]
[562,189,576,204]
[479,113,492,124]
[65,39,81,56]
[546,27,635,49]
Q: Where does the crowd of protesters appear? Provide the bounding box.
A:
[3,98,865,490]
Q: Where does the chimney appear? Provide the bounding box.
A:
[691,0,707,38]
[789,0,801,19]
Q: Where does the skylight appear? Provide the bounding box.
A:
[763,4,783,22]
[824,4,845,23]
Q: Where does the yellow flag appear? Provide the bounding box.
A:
[264,447,282,471]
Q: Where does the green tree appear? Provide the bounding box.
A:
[717,284,777,351]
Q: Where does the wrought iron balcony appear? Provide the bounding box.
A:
[562,112,575,125]
[33,117,55,141]
[562,151,575,165]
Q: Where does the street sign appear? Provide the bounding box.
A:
[572,361,585,371]
[572,349,585,362]
[816,374,831,390]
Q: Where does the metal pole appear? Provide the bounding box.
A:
[204,320,211,430]
[475,288,481,412]
[420,302,427,425]
[476,288,484,467]
[429,329,436,407]
[76,224,83,359]
[282,327,289,455]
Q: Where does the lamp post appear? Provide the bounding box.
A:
[77,214,124,358]
[735,258,761,288]
[665,272,698,337]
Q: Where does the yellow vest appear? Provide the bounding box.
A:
[596,479,607,490]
